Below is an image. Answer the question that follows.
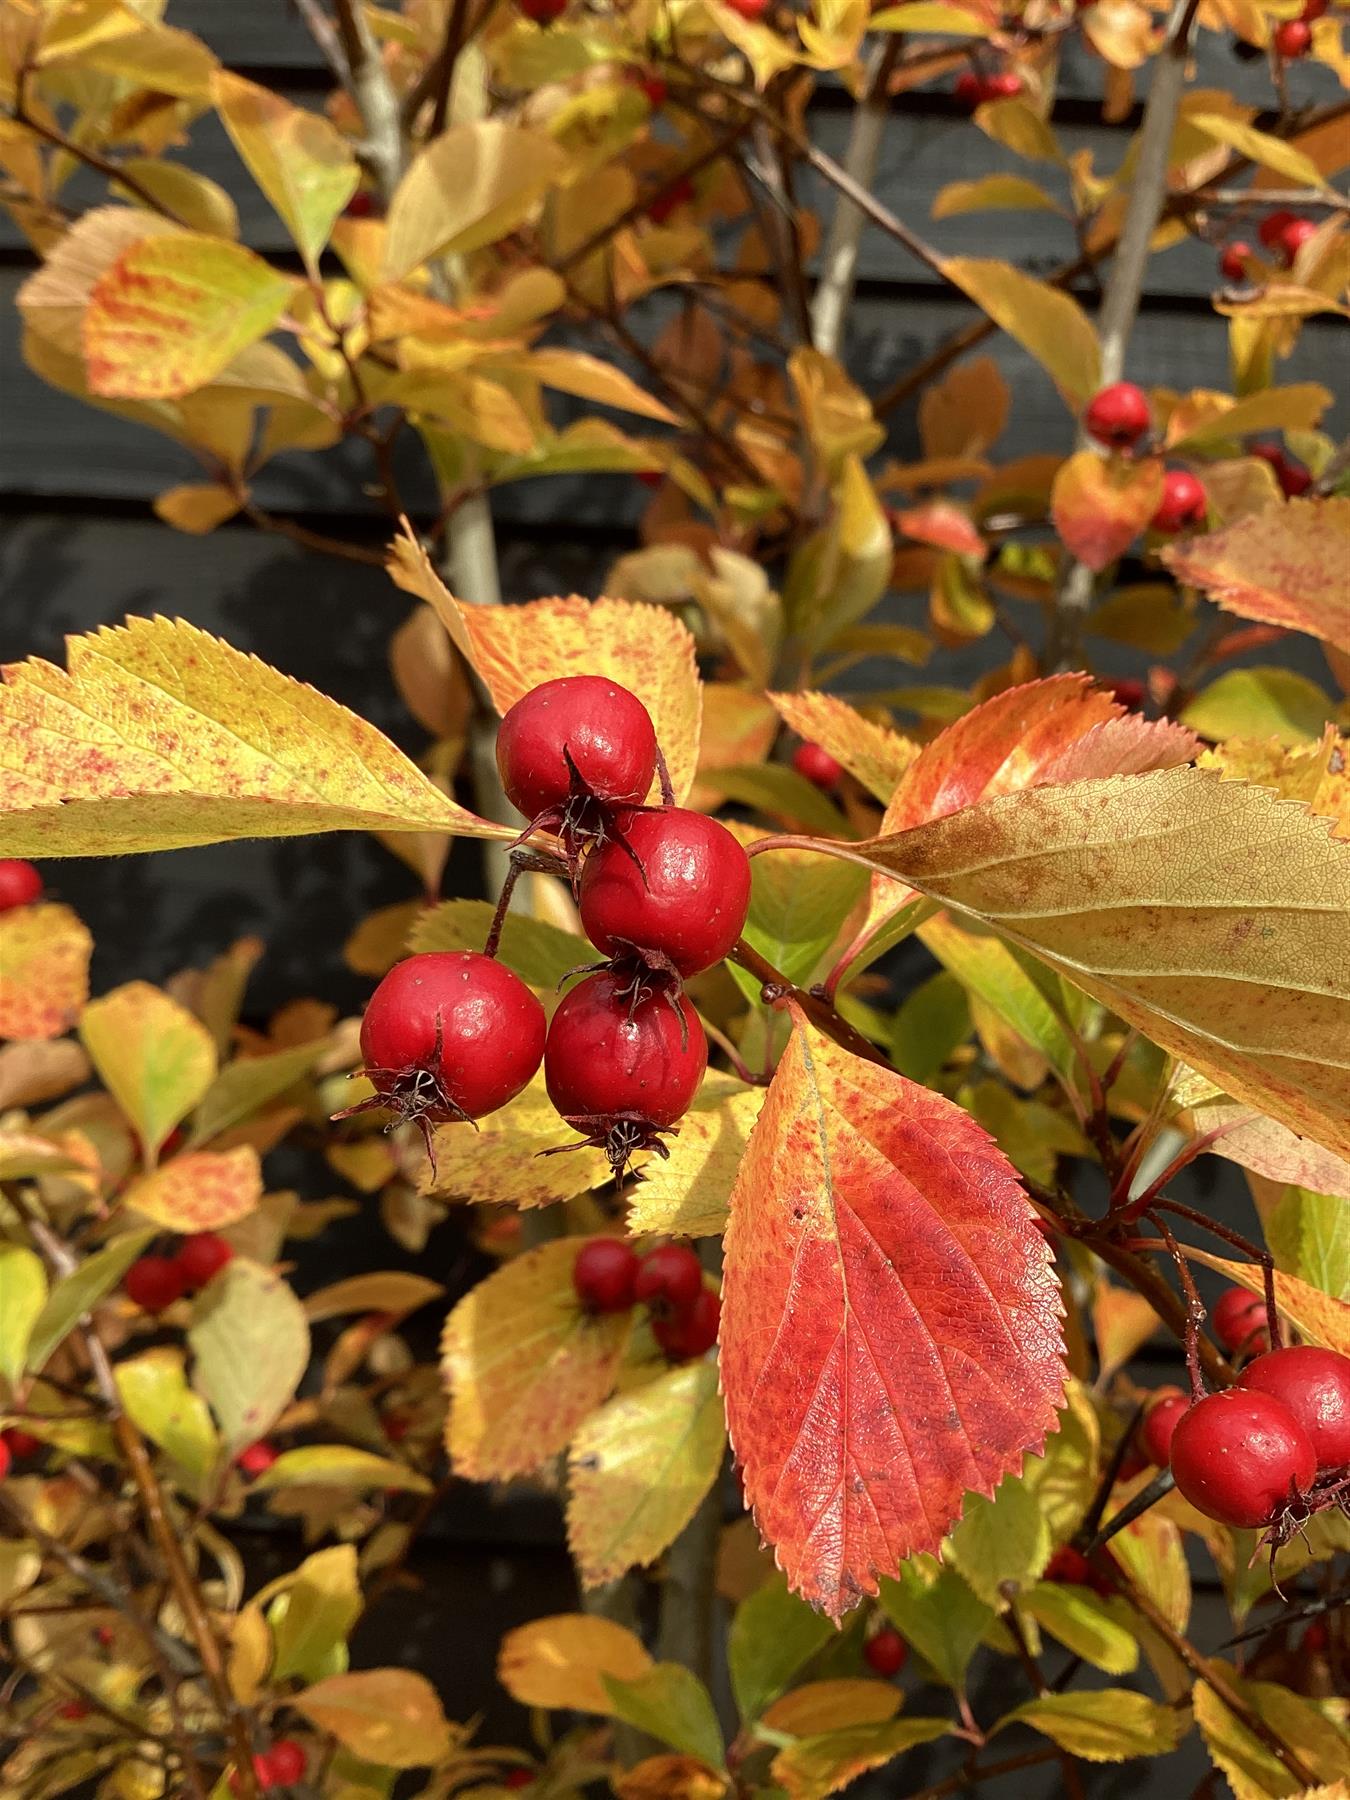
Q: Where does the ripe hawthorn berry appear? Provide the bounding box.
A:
[1239,1346,1350,1473]
[56,1700,91,1721]
[1150,470,1207,533]
[725,0,768,17]
[1219,241,1252,282]
[954,70,983,108]
[634,1243,704,1315]
[1274,17,1312,54]
[648,176,695,224]
[344,190,377,219]
[863,1626,907,1677]
[346,952,546,1155]
[578,806,752,980]
[982,71,1023,99]
[1084,381,1151,450]
[496,676,658,851]
[653,1287,720,1361]
[1251,442,1312,497]
[1258,208,1298,251]
[1169,1388,1316,1528]
[1211,1285,1270,1355]
[0,1438,9,1481]
[517,0,567,23]
[231,1754,278,1795]
[237,1441,279,1478]
[175,1232,234,1290]
[573,1238,641,1314]
[639,73,668,109]
[1277,217,1318,266]
[1141,1392,1189,1466]
[793,742,844,791]
[1,1427,41,1462]
[0,859,42,911]
[263,1741,307,1786]
[544,971,707,1173]
[125,1255,187,1314]
[1107,676,1146,710]
[1303,1618,1329,1653]
[1044,1545,1115,1596]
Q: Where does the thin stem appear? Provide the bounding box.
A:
[1148,1195,1283,1354]
[429,0,471,139]
[1149,1211,1208,1401]
[728,936,889,1069]
[902,1747,1065,1800]
[1081,1467,1176,1556]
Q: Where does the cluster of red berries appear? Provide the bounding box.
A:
[1274,0,1327,57]
[231,1740,307,1793]
[954,68,1023,108]
[124,1232,234,1313]
[0,858,43,912]
[1221,211,1318,284]
[572,1238,720,1360]
[862,1623,908,1678]
[1082,383,1207,535]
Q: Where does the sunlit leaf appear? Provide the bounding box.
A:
[1001,1690,1186,1761]
[383,121,568,281]
[115,1351,218,1490]
[189,1259,310,1449]
[268,1544,360,1685]
[0,903,91,1040]
[80,982,216,1157]
[1021,1584,1139,1675]
[0,1244,47,1395]
[409,898,589,989]
[1193,1668,1350,1799]
[1188,115,1329,192]
[768,692,917,803]
[293,1669,454,1769]
[1052,451,1164,572]
[940,261,1100,409]
[27,1229,157,1374]
[624,1078,767,1239]
[761,1680,901,1735]
[253,1445,431,1495]
[212,72,358,273]
[1181,668,1332,749]
[497,1613,652,1713]
[123,1148,262,1232]
[771,1718,950,1800]
[729,1576,834,1725]
[933,174,1061,218]
[421,1074,611,1209]
[1163,498,1350,654]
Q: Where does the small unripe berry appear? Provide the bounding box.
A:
[1258,208,1298,250]
[1274,17,1312,55]
[1140,1392,1189,1466]
[573,1238,641,1314]
[1169,1388,1316,1527]
[863,1625,907,1677]
[1211,1286,1270,1354]
[634,1243,704,1314]
[496,676,658,827]
[1150,470,1207,533]
[517,0,567,23]
[793,742,844,791]
[1,1426,41,1462]
[125,1255,187,1314]
[1084,382,1151,450]
[175,1232,234,1290]
[1278,217,1318,265]
[1238,1345,1350,1472]
[578,807,752,979]
[0,860,42,911]
[263,1741,307,1786]
[1219,241,1252,282]
[652,1288,720,1361]
[237,1440,279,1478]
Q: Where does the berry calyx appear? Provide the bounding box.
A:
[573,1238,641,1314]
[496,676,658,849]
[652,1287,720,1361]
[1258,208,1298,251]
[725,0,769,17]
[1274,17,1312,55]
[544,971,707,1173]
[1238,1346,1350,1473]
[793,742,844,791]
[578,806,752,980]
[1169,1388,1316,1528]
[1251,441,1312,496]
[0,860,42,911]
[634,1243,704,1315]
[347,952,546,1154]
[125,1254,187,1314]
[237,1441,279,1478]
[1277,217,1318,266]
[863,1625,907,1677]
[1219,241,1252,282]
[1084,382,1152,451]
[1150,470,1207,533]
[1211,1285,1270,1355]
[1141,1392,1189,1466]
[175,1232,234,1290]
[262,1741,308,1786]
[517,0,567,23]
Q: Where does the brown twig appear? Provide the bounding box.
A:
[728,936,889,1069]
[239,500,387,565]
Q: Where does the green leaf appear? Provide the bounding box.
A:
[26,1229,158,1374]
[730,1577,835,1725]
[1266,1186,1350,1298]
[253,1445,432,1495]
[741,842,869,989]
[946,1468,1051,1606]
[770,1718,949,1800]
[189,1258,309,1450]
[1180,667,1332,749]
[890,970,971,1085]
[0,1244,47,1396]
[878,1557,993,1691]
[408,899,590,990]
[115,1351,219,1492]
[189,1040,326,1146]
[603,1664,724,1767]
[269,1544,361,1685]
[920,915,1076,1080]
[1021,1585,1139,1675]
[704,766,850,838]
[1087,584,1196,654]
[212,72,358,273]
[1000,1690,1187,1761]
[81,982,217,1157]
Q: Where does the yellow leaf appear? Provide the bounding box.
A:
[1184,1251,1349,1355]
[497,1613,652,1714]
[855,767,1350,1161]
[788,350,885,470]
[123,1147,262,1232]
[976,101,1066,167]
[114,161,240,239]
[1002,1690,1186,1761]
[189,1258,310,1449]
[115,1351,218,1489]
[293,1669,453,1768]
[83,233,296,399]
[303,1272,443,1323]
[0,615,498,858]
[418,1074,610,1208]
[932,175,1062,219]
[1189,115,1329,192]
[0,1244,47,1396]
[211,72,358,274]
[0,903,92,1040]
[1194,1670,1350,1800]
[1091,1282,1160,1380]
[383,121,569,281]
[941,259,1101,409]
[625,1079,767,1239]
[510,348,681,424]
[153,482,243,534]
[567,1361,726,1587]
[1167,383,1333,452]
[40,0,217,95]
[81,982,216,1156]
[251,1445,432,1495]
[441,1237,631,1481]
[871,4,992,31]
[772,1719,950,1800]
[614,1757,728,1800]
[761,1680,901,1734]
[268,1544,360,1685]
[707,3,799,86]
[1163,498,1350,655]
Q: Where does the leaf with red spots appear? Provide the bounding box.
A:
[83,231,296,399]
[0,904,92,1040]
[1162,497,1350,654]
[123,1147,262,1232]
[720,1006,1065,1617]
[0,615,503,859]
[1051,451,1164,573]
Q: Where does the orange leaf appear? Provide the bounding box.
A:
[891,501,987,558]
[123,1147,262,1231]
[768,692,918,803]
[720,1007,1065,1617]
[0,903,92,1040]
[1161,498,1350,654]
[1051,452,1164,573]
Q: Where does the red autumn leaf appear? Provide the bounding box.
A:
[1035,713,1199,783]
[890,501,987,558]
[1051,451,1165,574]
[720,1006,1065,1617]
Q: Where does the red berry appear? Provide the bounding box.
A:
[264,1741,307,1786]
[344,190,377,219]
[175,1232,234,1290]
[1107,676,1146,710]
[1258,208,1298,250]
[1044,1545,1092,1585]
[1303,1618,1329,1652]
[124,1254,187,1314]
[1211,1286,1270,1355]
[95,1626,115,1648]
[1301,0,1328,17]
[545,971,707,1165]
[578,807,752,979]
[0,860,42,911]
[1150,470,1207,533]
[1141,1393,1189,1466]
[652,1288,720,1361]
[725,0,768,17]
[496,676,658,829]
[1239,1346,1350,1473]
[1251,442,1312,496]
[634,1243,704,1315]
[503,1773,534,1791]
[1274,17,1312,54]
[1116,1447,1148,1481]
[648,176,695,224]
[793,742,844,790]
[237,1440,279,1478]
[573,1238,641,1314]
[57,1699,91,1720]
[1169,1388,1316,1527]
[637,469,664,488]
[863,1626,907,1677]
[982,71,1023,99]
[639,74,668,109]
[954,71,983,108]
[518,0,567,23]
[1084,381,1152,450]
[0,1438,9,1481]
[1278,217,1318,266]
[1219,241,1252,281]
[1,1427,41,1461]
[358,952,546,1127]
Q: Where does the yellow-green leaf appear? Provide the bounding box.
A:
[933,175,1062,219]
[624,1078,766,1239]
[80,982,216,1156]
[878,1557,993,1691]
[1193,1669,1349,1799]
[252,1445,431,1495]
[729,1578,834,1725]
[269,1544,360,1685]
[0,1244,47,1396]
[498,1613,652,1713]
[871,4,992,30]
[293,1669,454,1769]
[421,1074,611,1209]
[27,1228,158,1374]
[409,899,589,989]
[383,121,568,281]
[1001,1690,1186,1761]
[189,1258,310,1449]
[0,903,92,1040]
[1188,115,1329,193]
[771,1718,950,1800]
[212,72,358,273]
[1180,667,1332,749]
[941,259,1101,409]
[115,1350,218,1489]
[1021,1585,1139,1675]
[153,482,243,534]
[604,1665,724,1768]
[190,1041,327,1146]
